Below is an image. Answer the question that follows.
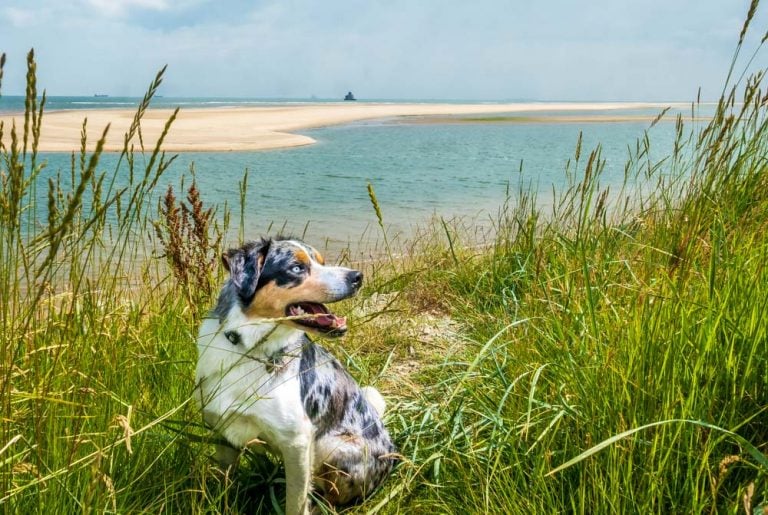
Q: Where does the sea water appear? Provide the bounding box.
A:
[4,97,695,251]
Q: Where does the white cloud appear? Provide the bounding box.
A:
[85,0,169,17]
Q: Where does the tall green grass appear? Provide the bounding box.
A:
[370,15,768,512]
[2,8,768,513]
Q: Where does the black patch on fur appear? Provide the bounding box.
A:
[221,239,271,306]
[224,330,241,345]
[299,340,317,404]
[257,246,308,289]
[362,420,381,439]
[354,393,367,414]
[318,388,349,436]
[307,398,320,419]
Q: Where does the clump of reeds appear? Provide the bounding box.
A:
[0,50,221,512]
[154,178,223,312]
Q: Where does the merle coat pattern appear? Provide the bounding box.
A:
[195,238,397,514]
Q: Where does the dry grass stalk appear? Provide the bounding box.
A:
[154,180,222,312]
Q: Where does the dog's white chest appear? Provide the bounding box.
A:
[196,319,311,450]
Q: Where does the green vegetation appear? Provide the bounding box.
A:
[1,12,767,514]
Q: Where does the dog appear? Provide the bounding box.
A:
[195,237,397,514]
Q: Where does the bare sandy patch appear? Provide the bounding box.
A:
[0,102,679,152]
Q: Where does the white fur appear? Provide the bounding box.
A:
[361,386,386,417]
[196,308,313,515]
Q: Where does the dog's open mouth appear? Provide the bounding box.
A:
[286,302,347,335]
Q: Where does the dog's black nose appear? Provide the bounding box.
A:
[347,270,363,290]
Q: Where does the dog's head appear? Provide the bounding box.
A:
[219,237,362,337]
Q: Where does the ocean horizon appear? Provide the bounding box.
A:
[0,95,699,114]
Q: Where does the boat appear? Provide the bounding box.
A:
[344,91,356,101]
[94,94,109,98]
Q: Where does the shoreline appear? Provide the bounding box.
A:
[0,101,682,152]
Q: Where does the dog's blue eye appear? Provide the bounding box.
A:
[291,265,304,274]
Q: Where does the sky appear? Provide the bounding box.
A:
[0,0,766,101]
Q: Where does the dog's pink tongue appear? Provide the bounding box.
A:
[316,314,346,328]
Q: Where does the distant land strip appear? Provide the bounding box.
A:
[0,102,689,152]
[406,114,712,124]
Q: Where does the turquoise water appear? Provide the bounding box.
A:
[5,95,695,250]
[33,115,679,250]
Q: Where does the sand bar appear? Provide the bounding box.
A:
[0,102,677,152]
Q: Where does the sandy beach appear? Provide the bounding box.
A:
[0,102,675,152]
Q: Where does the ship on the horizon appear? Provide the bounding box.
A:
[94,94,109,98]
[344,91,356,101]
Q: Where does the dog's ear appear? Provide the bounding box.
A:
[222,239,271,303]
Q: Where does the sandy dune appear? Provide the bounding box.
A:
[0,102,673,152]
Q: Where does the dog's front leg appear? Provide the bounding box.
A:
[282,436,312,515]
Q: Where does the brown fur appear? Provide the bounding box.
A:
[310,248,325,265]
[245,272,335,320]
